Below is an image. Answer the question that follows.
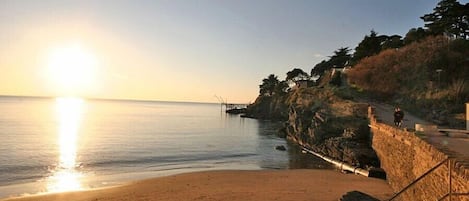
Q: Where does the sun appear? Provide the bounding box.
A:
[46,43,98,96]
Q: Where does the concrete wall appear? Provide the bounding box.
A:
[368,107,469,201]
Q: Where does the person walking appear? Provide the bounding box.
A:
[394,107,404,127]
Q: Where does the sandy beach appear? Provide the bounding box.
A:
[2,169,393,201]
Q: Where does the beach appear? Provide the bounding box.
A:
[3,169,393,201]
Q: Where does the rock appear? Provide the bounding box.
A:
[275,145,286,151]
[277,126,287,138]
[309,137,380,168]
[339,191,380,201]
[368,167,387,179]
[283,93,379,168]
[248,87,381,169]
[244,95,288,120]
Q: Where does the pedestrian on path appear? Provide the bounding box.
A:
[394,106,404,127]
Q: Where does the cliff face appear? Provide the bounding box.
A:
[244,95,289,120]
[285,88,379,168]
[245,86,380,168]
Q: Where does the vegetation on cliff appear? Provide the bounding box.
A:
[348,36,469,127]
[245,0,468,169]
[247,76,378,168]
[249,0,468,125]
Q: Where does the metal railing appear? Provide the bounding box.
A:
[388,158,468,201]
[439,192,469,201]
[438,157,469,200]
[388,158,449,201]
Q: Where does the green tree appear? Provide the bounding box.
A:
[381,35,404,50]
[311,60,329,77]
[311,47,351,77]
[259,74,280,96]
[286,68,309,82]
[274,80,289,95]
[329,47,352,67]
[352,30,385,64]
[421,0,469,39]
[404,27,431,44]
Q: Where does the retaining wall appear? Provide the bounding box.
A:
[368,107,469,201]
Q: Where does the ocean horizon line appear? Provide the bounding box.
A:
[0,94,226,105]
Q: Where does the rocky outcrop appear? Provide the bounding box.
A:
[244,95,288,120]
[285,95,380,168]
[246,86,381,169]
[275,145,286,151]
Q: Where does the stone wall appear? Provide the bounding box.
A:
[368,107,469,201]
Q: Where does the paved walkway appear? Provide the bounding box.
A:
[369,102,469,160]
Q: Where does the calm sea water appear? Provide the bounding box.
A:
[0,96,331,198]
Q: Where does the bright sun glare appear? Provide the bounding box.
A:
[47,97,85,193]
[47,43,98,96]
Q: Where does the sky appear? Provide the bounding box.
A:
[0,0,454,103]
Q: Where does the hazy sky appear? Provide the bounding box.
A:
[0,0,453,103]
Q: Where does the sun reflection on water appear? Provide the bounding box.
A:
[47,97,84,193]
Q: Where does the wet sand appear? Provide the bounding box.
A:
[2,169,393,201]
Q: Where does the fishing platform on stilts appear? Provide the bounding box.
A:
[223,103,248,114]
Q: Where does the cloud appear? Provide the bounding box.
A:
[313,53,324,58]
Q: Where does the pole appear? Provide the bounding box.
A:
[436,69,443,88]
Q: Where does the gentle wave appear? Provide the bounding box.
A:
[0,97,331,198]
[85,152,258,168]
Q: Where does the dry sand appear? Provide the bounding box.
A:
[2,169,393,201]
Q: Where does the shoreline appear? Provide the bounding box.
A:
[2,169,393,201]
[0,164,266,199]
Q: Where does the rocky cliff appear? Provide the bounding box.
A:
[245,86,380,169]
[244,94,289,120]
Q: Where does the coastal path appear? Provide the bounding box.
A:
[368,102,469,160]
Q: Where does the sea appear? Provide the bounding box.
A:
[0,96,331,198]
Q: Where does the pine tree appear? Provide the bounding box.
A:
[421,0,469,39]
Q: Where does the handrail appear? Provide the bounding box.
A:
[388,158,449,201]
[439,193,469,201]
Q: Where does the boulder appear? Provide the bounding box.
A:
[275,145,286,151]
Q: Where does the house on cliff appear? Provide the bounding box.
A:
[331,66,351,77]
[294,80,309,89]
